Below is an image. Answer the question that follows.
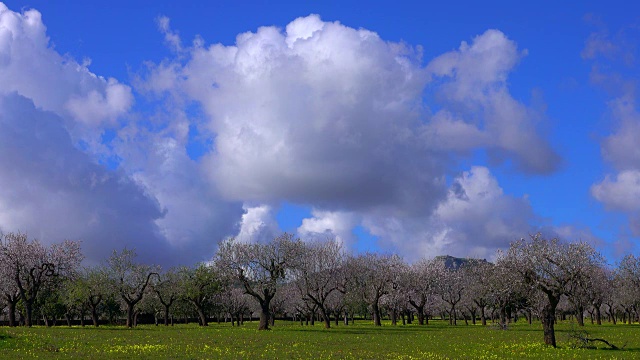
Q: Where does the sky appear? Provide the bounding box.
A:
[0,0,638,266]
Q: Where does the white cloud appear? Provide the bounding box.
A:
[142,16,558,212]
[0,3,242,266]
[585,21,640,237]
[601,97,640,170]
[592,170,640,213]
[425,30,559,173]
[0,4,567,265]
[362,166,536,261]
[156,15,183,53]
[235,205,280,243]
[0,93,169,264]
[0,4,132,126]
[135,15,563,260]
[297,209,357,247]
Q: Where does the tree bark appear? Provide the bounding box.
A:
[7,300,16,327]
[164,306,170,326]
[576,305,585,327]
[450,305,457,325]
[321,308,331,329]
[90,306,100,327]
[391,308,397,326]
[258,303,271,330]
[24,302,33,327]
[542,296,559,347]
[196,306,208,326]
[126,303,134,328]
[372,300,382,326]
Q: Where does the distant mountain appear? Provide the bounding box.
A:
[434,255,491,270]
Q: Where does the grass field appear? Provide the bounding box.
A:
[1,320,639,359]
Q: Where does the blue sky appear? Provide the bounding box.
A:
[0,0,638,265]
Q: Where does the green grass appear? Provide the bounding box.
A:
[1,320,639,359]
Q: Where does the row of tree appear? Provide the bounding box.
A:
[1,232,638,347]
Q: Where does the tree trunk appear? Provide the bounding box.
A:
[391,308,397,326]
[91,306,100,327]
[258,303,271,330]
[126,303,134,328]
[164,306,170,326]
[321,308,331,329]
[372,300,382,326]
[576,306,585,327]
[417,310,425,325]
[499,306,507,328]
[542,297,559,347]
[596,307,602,325]
[196,306,208,326]
[450,305,457,325]
[481,307,486,326]
[24,302,33,327]
[8,301,16,327]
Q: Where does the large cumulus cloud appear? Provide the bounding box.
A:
[0,4,241,265]
[140,14,561,258]
[1,3,566,264]
[0,3,132,127]
[0,93,169,264]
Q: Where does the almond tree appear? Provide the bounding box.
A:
[434,260,466,325]
[585,267,612,325]
[215,233,302,330]
[464,261,494,326]
[488,257,531,328]
[66,266,110,327]
[290,239,345,329]
[0,232,83,327]
[106,248,158,328]
[223,286,251,326]
[348,253,403,326]
[153,268,182,326]
[501,234,604,347]
[0,264,20,326]
[566,263,610,326]
[404,258,440,325]
[179,264,223,326]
